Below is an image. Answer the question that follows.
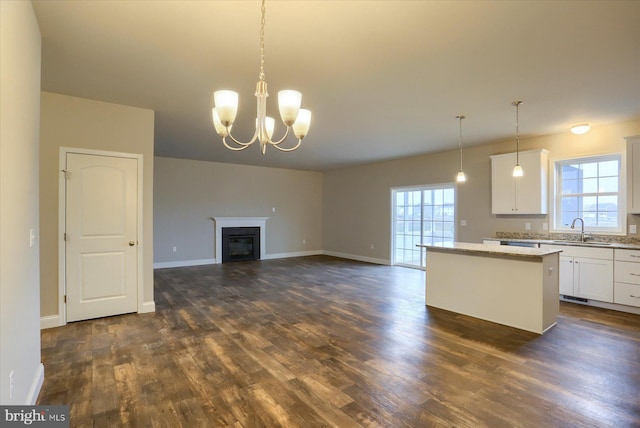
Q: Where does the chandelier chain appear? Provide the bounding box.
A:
[259,0,266,81]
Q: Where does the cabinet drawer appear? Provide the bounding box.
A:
[541,245,613,260]
[614,282,640,307]
[615,261,640,285]
[614,249,640,262]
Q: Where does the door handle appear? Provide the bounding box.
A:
[129,241,135,246]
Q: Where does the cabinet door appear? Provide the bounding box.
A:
[574,257,614,302]
[559,256,575,296]
[491,153,516,214]
[515,150,547,214]
[628,138,640,214]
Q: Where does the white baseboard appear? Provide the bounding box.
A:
[153,258,215,269]
[40,314,63,330]
[262,250,323,260]
[26,363,44,405]
[153,251,389,268]
[322,251,390,266]
[140,300,156,313]
[560,296,640,315]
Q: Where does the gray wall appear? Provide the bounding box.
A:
[323,119,640,263]
[153,157,323,264]
[39,92,155,319]
[0,0,43,404]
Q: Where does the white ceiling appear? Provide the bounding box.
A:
[33,0,640,171]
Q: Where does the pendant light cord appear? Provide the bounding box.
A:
[457,115,465,171]
[513,101,522,164]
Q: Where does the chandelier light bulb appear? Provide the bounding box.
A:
[457,171,467,182]
[278,90,302,126]
[212,108,231,137]
[213,90,238,126]
[292,109,312,139]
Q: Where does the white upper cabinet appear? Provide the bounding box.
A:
[627,136,640,214]
[491,149,549,215]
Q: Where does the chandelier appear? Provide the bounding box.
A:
[211,0,311,154]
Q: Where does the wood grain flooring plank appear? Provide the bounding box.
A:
[37,256,640,427]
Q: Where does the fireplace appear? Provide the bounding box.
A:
[213,217,268,264]
[222,227,260,263]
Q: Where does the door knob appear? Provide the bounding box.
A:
[129,241,135,246]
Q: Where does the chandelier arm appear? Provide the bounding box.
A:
[221,137,251,151]
[226,128,259,147]
[271,138,302,152]
[265,126,292,146]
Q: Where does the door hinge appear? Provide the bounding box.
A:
[64,295,67,303]
[64,232,67,241]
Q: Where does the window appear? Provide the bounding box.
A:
[392,184,456,268]
[554,154,624,233]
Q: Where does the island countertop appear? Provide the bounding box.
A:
[418,242,563,259]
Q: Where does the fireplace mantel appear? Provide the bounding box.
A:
[213,217,268,264]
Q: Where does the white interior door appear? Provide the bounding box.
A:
[65,153,138,322]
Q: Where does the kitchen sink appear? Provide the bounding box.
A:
[551,240,612,246]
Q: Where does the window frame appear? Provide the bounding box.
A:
[551,153,626,235]
[391,183,457,269]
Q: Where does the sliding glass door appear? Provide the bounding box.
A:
[392,184,456,268]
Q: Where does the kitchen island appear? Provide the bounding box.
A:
[418,242,562,334]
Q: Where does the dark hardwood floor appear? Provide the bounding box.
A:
[38,256,640,427]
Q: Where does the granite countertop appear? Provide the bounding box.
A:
[418,242,562,258]
[483,237,640,250]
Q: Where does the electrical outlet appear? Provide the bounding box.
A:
[272,207,276,212]
[172,246,177,253]
[460,219,467,227]
[525,222,531,230]
[370,244,375,250]
[543,222,548,231]
[630,225,637,234]
[302,239,306,245]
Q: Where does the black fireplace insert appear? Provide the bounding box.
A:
[221,227,260,263]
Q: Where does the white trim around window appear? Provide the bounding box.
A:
[550,152,626,235]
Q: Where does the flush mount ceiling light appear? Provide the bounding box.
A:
[512,100,524,177]
[211,0,311,154]
[456,115,466,183]
[571,123,591,135]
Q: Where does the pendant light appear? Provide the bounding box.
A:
[512,100,524,177]
[456,115,466,183]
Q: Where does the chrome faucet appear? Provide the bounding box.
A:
[570,217,585,242]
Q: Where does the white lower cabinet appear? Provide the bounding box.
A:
[573,257,614,302]
[559,256,575,295]
[614,249,640,307]
[541,245,614,302]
